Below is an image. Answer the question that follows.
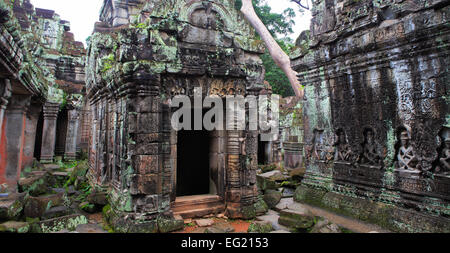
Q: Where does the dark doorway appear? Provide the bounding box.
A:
[55,108,68,157]
[258,135,269,165]
[177,128,211,197]
[33,111,44,160]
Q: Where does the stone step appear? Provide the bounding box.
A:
[173,196,225,219]
[43,164,61,171]
[172,195,224,214]
[174,206,225,219]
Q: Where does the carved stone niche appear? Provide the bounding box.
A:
[435,127,450,176]
[359,127,384,169]
[394,126,421,178]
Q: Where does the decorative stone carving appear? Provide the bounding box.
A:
[359,128,383,168]
[334,129,354,163]
[0,79,12,139]
[436,128,450,175]
[311,129,325,161]
[396,129,419,171]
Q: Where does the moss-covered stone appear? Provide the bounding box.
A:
[38,214,88,233]
[248,221,273,233]
[0,221,30,233]
[254,198,269,216]
[263,190,282,209]
[157,217,184,233]
[278,208,314,230]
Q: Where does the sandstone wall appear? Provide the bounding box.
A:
[86,0,267,232]
[291,0,450,232]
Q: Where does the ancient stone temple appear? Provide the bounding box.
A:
[291,0,450,232]
[85,0,268,232]
[0,0,87,190]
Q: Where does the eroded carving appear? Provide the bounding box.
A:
[359,128,383,168]
[395,129,419,171]
[334,129,355,163]
[436,127,450,175]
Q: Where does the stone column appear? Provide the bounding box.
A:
[40,102,60,163]
[22,99,43,168]
[0,79,12,140]
[64,109,80,161]
[5,95,31,189]
[284,136,304,172]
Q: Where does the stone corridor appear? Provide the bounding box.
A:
[0,0,449,233]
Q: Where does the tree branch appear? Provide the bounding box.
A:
[240,0,304,98]
[290,0,310,10]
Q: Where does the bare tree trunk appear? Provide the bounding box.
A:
[240,0,304,98]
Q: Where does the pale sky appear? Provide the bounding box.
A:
[30,0,311,46]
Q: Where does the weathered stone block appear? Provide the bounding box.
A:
[18,173,49,196]
[0,221,30,233]
[130,174,161,195]
[24,193,64,218]
[263,190,282,209]
[42,206,71,219]
[0,197,24,220]
[257,170,286,191]
[38,214,88,233]
[278,207,314,230]
[248,221,273,233]
[137,113,160,133]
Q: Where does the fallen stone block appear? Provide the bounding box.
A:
[157,217,184,233]
[0,193,25,220]
[278,206,314,230]
[24,193,65,218]
[75,224,107,233]
[42,206,71,220]
[310,218,342,233]
[248,221,273,233]
[204,223,235,233]
[38,214,88,233]
[87,190,108,206]
[196,219,215,227]
[0,221,30,233]
[263,190,282,209]
[274,198,294,212]
[254,198,269,216]
[281,187,296,198]
[18,173,49,196]
[256,210,289,231]
[257,170,287,191]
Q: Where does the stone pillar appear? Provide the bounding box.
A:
[4,95,31,189]
[0,79,12,141]
[40,102,60,163]
[64,109,80,161]
[0,79,12,181]
[22,99,43,168]
[284,136,304,172]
